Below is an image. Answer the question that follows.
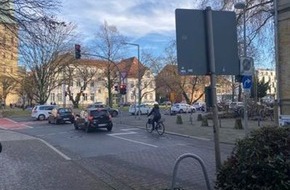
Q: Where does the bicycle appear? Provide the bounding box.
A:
[146,118,165,135]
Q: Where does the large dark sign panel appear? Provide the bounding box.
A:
[175,9,239,75]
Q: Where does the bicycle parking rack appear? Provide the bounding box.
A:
[171,153,211,190]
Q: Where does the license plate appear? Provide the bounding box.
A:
[63,118,69,120]
[98,123,107,127]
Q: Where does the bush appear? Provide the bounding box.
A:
[215,127,290,190]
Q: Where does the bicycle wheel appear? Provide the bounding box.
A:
[146,121,153,133]
[156,122,165,135]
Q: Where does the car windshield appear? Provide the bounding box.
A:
[90,110,107,116]
[59,108,72,113]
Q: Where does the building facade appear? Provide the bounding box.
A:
[0,1,19,105]
[255,69,277,96]
[49,57,156,107]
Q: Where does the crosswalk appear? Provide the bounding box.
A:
[0,118,34,130]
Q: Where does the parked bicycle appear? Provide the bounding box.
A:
[146,118,165,135]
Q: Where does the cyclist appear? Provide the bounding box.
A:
[148,102,161,131]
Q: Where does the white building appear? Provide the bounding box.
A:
[255,68,277,96]
[49,57,156,107]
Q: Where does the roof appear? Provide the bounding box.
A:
[117,57,147,78]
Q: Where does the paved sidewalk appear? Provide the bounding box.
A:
[115,112,277,144]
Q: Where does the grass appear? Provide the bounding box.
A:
[0,108,31,118]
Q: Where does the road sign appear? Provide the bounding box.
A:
[240,57,254,76]
[175,9,239,75]
[242,75,252,89]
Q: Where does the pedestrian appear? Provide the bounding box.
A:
[147,102,161,130]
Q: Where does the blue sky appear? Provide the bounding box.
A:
[58,0,196,57]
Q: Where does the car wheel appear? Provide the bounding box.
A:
[74,122,79,130]
[55,118,59,125]
[38,114,45,121]
[107,123,113,131]
[111,111,118,117]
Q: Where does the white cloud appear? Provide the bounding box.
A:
[59,0,194,39]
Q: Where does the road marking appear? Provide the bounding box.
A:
[37,138,71,160]
[121,128,140,131]
[109,131,137,136]
[108,132,158,148]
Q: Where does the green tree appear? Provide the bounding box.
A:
[251,76,270,99]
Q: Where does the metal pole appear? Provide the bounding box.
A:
[137,44,141,120]
[123,42,141,120]
[205,7,221,170]
[274,0,280,124]
[62,68,66,107]
[243,6,249,136]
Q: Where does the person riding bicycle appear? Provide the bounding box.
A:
[148,102,161,130]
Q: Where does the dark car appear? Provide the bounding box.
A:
[74,108,113,133]
[48,107,74,124]
[87,104,119,117]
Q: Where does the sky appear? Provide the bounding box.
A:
[58,0,196,57]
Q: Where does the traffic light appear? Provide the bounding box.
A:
[75,44,81,59]
[119,84,127,95]
[114,85,119,92]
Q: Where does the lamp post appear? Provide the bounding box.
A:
[123,42,141,119]
[235,2,249,135]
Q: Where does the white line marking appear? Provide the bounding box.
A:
[5,118,18,123]
[108,134,158,148]
[109,131,137,136]
[121,128,140,131]
[37,138,71,160]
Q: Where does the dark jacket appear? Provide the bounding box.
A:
[148,105,161,119]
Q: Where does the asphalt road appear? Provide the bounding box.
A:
[0,114,234,190]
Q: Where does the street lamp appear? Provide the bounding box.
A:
[123,42,141,119]
[235,2,249,135]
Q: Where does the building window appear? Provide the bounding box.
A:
[149,93,153,100]
[98,89,101,93]
[51,93,55,102]
[57,93,62,101]
[83,93,88,101]
[90,93,95,101]
[76,80,81,87]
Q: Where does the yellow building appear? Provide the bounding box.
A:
[0,0,19,106]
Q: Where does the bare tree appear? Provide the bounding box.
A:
[0,74,17,105]
[90,21,127,107]
[64,60,102,108]
[0,0,62,38]
[19,20,76,104]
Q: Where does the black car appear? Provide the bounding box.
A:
[74,108,113,133]
[87,104,119,117]
[48,107,74,124]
